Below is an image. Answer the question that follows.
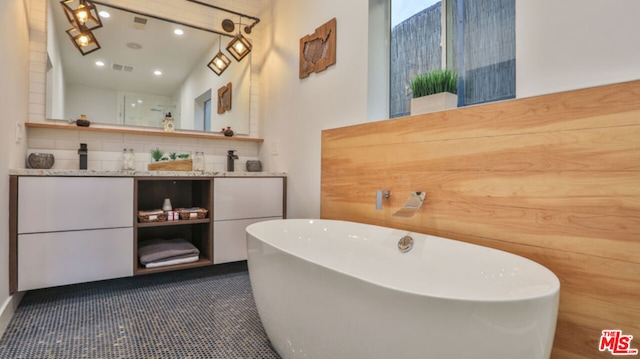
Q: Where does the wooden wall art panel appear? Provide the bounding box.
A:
[218,82,232,114]
[299,18,337,79]
[321,80,640,359]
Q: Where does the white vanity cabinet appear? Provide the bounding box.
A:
[16,177,134,291]
[213,177,285,264]
[8,174,286,293]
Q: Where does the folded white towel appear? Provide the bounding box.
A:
[145,254,200,268]
[138,238,200,265]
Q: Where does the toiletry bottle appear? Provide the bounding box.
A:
[162,198,172,211]
[193,151,205,171]
[122,148,135,170]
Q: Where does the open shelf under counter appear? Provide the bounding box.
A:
[134,177,213,276]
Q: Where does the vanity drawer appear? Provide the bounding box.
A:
[214,217,281,264]
[214,177,284,220]
[17,227,133,291]
[18,177,133,233]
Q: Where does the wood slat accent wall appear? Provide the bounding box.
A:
[321,80,640,358]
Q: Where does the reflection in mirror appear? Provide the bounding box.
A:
[46,1,251,134]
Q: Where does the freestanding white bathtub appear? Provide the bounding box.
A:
[246,219,560,359]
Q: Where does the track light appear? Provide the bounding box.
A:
[221,19,235,33]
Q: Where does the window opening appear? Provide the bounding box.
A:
[390,0,515,118]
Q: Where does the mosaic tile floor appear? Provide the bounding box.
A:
[0,262,281,359]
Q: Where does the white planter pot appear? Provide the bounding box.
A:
[410,92,458,116]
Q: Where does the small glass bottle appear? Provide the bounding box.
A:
[122,148,135,170]
[193,151,205,172]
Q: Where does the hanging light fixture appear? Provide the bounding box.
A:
[60,0,103,31]
[66,26,101,56]
[226,17,252,62]
[208,34,232,75]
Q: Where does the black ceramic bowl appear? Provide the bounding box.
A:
[76,119,90,127]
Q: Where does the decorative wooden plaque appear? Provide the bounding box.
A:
[299,18,337,79]
[217,82,232,114]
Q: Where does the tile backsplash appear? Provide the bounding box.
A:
[27,127,259,172]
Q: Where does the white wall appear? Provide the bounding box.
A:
[258,0,372,219]
[368,0,390,122]
[516,0,640,98]
[0,0,30,334]
[260,0,640,219]
[45,0,65,119]
[178,37,251,135]
[66,84,119,124]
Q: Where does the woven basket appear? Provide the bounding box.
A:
[138,209,167,223]
[176,208,208,220]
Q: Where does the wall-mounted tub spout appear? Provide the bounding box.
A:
[376,190,390,210]
[392,191,425,218]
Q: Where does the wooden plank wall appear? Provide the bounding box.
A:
[321,80,640,358]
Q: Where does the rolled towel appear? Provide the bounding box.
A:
[138,238,200,265]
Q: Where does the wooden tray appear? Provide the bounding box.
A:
[147,159,193,171]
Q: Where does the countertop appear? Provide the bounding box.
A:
[9,169,286,177]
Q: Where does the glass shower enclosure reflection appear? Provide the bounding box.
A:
[120,93,179,128]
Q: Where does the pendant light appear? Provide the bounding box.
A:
[65,26,101,56]
[208,34,231,75]
[226,17,252,62]
[60,0,103,31]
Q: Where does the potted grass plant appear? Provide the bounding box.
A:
[148,148,193,171]
[410,68,458,115]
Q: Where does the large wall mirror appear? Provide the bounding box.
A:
[46,0,251,134]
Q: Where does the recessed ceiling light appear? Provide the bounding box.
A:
[95,61,105,67]
[154,70,162,76]
[99,11,110,18]
[174,29,184,35]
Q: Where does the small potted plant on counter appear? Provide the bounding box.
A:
[148,148,193,171]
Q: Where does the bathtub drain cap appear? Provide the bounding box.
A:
[398,235,414,253]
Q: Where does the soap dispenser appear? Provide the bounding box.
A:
[227,150,239,172]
